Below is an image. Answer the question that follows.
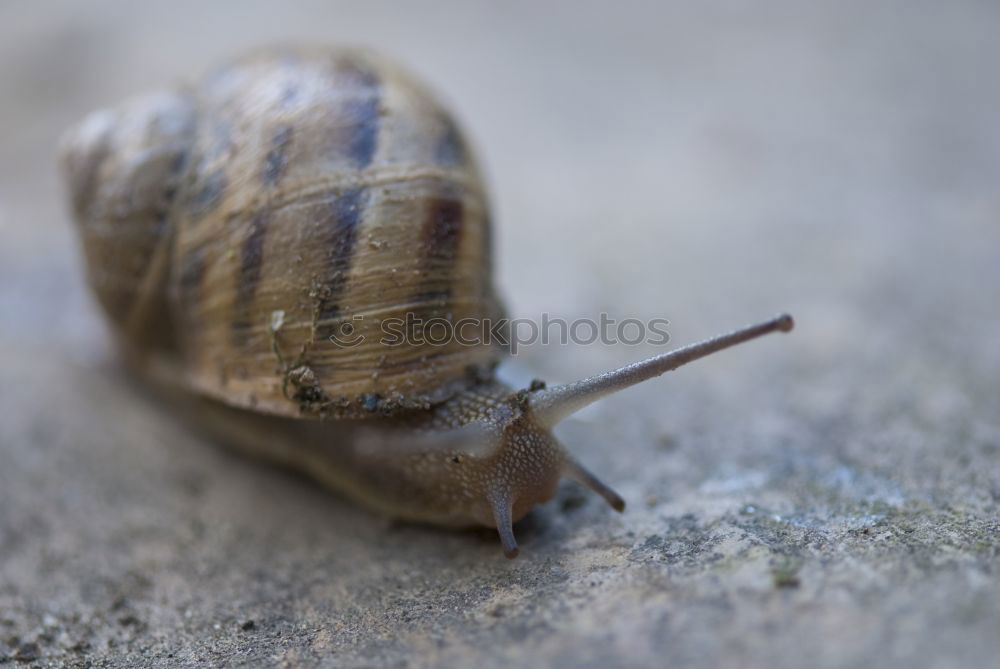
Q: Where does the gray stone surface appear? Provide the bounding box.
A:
[1,2,998,667]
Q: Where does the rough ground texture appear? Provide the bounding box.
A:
[1,2,998,667]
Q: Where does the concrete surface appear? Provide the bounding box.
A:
[1,2,998,667]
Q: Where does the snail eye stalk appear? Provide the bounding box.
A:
[528,314,794,427]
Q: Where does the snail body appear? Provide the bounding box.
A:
[61,47,793,557]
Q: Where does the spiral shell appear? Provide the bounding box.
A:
[62,47,506,418]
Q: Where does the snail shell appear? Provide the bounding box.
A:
[62,47,505,419]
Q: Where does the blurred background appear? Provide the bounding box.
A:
[1,2,997,668]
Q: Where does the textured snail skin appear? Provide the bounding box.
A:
[172,380,573,533]
[61,46,793,557]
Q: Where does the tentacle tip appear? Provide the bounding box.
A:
[491,495,520,558]
[610,496,626,513]
[498,529,520,558]
[776,313,794,332]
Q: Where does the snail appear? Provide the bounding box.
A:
[60,46,793,558]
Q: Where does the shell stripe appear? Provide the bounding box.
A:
[188,168,226,217]
[332,58,380,169]
[158,149,191,222]
[317,187,368,326]
[313,58,380,331]
[177,246,206,304]
[230,211,270,344]
[262,125,294,186]
[413,195,465,305]
[188,120,233,218]
[434,114,469,168]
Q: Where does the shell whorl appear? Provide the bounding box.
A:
[61,90,197,352]
[63,47,506,418]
